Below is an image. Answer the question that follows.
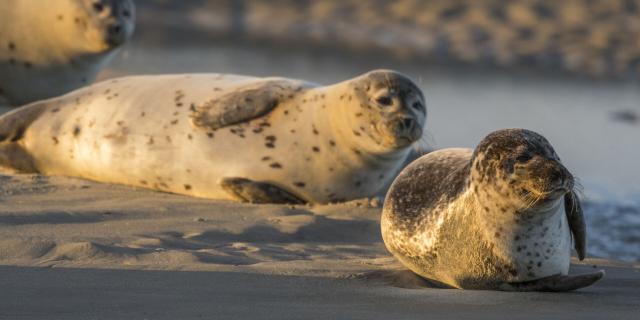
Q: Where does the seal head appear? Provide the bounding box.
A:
[347,70,426,151]
[77,0,135,51]
[471,129,574,211]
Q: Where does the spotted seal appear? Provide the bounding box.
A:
[0,0,135,106]
[381,129,604,291]
[0,70,426,203]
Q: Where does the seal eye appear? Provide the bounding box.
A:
[412,102,422,110]
[516,153,533,162]
[375,96,392,106]
[123,9,131,18]
[93,2,104,12]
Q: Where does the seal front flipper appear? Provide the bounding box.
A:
[565,191,586,260]
[501,270,605,292]
[0,101,48,172]
[220,177,307,204]
[191,79,308,130]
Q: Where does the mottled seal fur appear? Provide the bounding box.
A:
[382,129,604,291]
[0,70,426,204]
[0,0,135,106]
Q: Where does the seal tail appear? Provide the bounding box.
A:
[0,101,48,172]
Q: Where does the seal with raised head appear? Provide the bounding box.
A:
[0,0,135,106]
[0,70,426,204]
[382,129,604,291]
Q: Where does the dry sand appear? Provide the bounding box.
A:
[1,173,639,319]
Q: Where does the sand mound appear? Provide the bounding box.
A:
[0,173,394,276]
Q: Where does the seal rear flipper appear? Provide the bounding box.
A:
[220,177,307,204]
[500,270,605,292]
[190,79,307,131]
[565,191,586,260]
[0,101,48,172]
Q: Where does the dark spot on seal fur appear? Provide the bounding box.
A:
[73,127,81,137]
[51,108,60,113]
[329,140,336,147]
[8,42,16,51]
[262,156,271,161]
[140,180,148,185]
[312,146,320,153]
[270,162,282,169]
[52,137,59,145]
[170,119,179,125]
[184,184,192,190]
[23,61,32,68]
[265,142,275,148]
[294,182,306,188]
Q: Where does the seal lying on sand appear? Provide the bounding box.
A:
[382,129,604,291]
[0,70,426,204]
[0,0,135,106]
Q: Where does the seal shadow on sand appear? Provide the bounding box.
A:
[136,214,383,266]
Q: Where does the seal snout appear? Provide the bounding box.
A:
[92,0,135,47]
[549,162,574,193]
[392,115,422,139]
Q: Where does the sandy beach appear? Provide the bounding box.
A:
[0,173,639,319]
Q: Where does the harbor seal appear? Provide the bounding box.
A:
[0,70,426,204]
[0,0,135,106]
[381,129,604,291]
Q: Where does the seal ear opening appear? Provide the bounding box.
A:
[564,191,586,260]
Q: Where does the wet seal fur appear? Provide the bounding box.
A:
[382,129,604,291]
[0,70,426,204]
[0,0,135,106]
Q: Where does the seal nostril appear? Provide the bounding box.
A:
[402,118,414,130]
[122,9,131,18]
[109,25,122,35]
[93,3,104,12]
[550,170,562,183]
